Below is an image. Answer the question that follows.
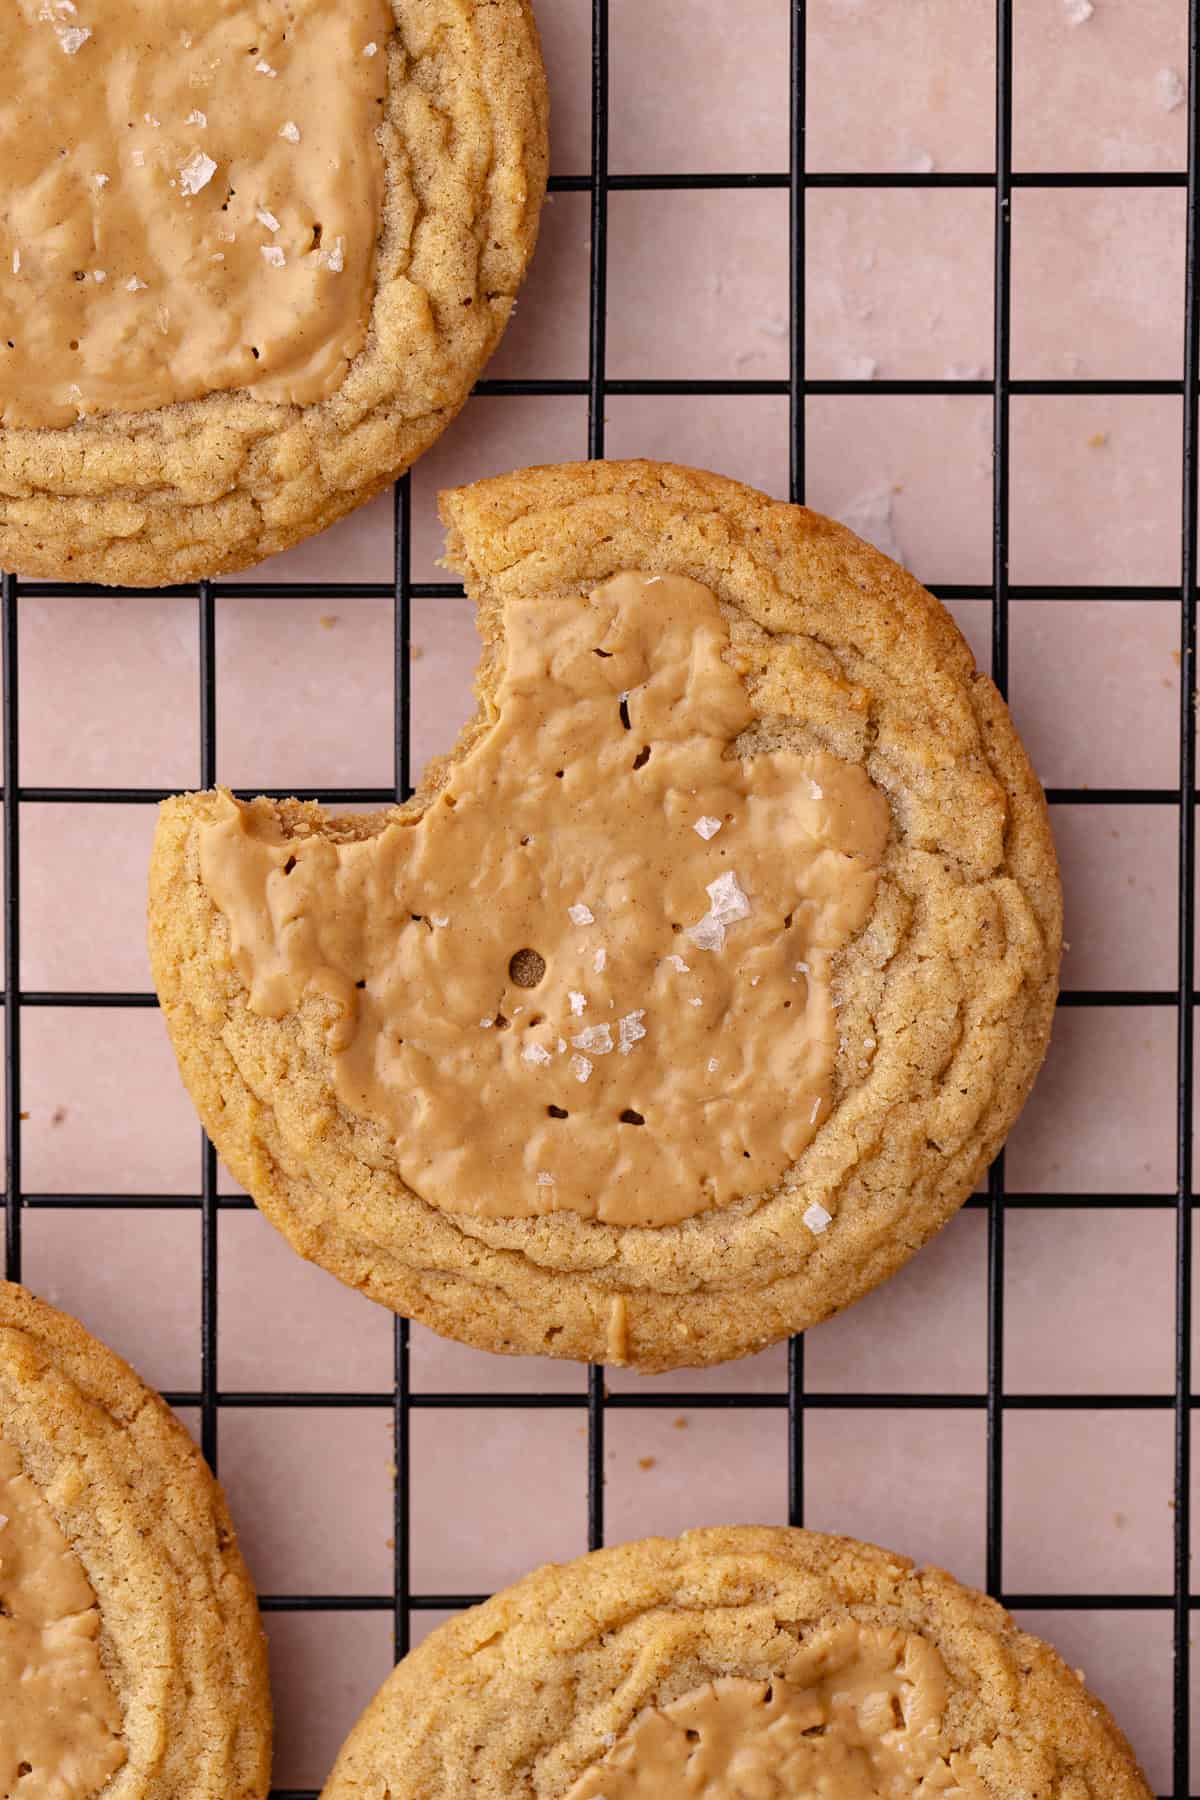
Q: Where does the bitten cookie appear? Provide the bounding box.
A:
[319,1525,1150,1798]
[148,459,1061,1371]
[0,0,547,585]
[0,1281,272,1800]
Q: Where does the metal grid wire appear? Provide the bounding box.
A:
[1,3,1196,1795]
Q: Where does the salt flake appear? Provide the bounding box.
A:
[255,59,277,76]
[256,207,281,233]
[567,903,594,927]
[707,1057,719,1073]
[522,1042,551,1067]
[568,991,586,1016]
[260,245,286,268]
[363,40,379,55]
[573,1023,613,1056]
[11,250,19,275]
[536,1170,555,1187]
[665,954,690,974]
[570,1054,593,1084]
[54,23,91,54]
[688,871,751,952]
[593,947,606,973]
[804,1202,832,1234]
[93,172,109,188]
[92,268,106,282]
[618,1010,646,1055]
[279,120,301,144]
[694,816,722,840]
[479,1017,494,1029]
[186,109,208,127]
[178,150,217,196]
[688,997,703,1008]
[430,913,449,928]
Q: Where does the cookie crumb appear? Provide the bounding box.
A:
[638,1456,656,1472]
[319,614,338,629]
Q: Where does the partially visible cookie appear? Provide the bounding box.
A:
[0,1281,271,1799]
[320,1526,1150,1799]
[0,0,548,585]
[149,459,1060,1371]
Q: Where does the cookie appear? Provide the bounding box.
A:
[319,1525,1150,1798]
[0,0,547,586]
[0,1281,272,1799]
[148,459,1061,1370]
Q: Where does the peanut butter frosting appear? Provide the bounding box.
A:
[0,1434,126,1800]
[0,0,388,428]
[197,571,890,1228]
[565,1622,985,1799]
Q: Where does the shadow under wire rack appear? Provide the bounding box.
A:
[1,3,1197,1796]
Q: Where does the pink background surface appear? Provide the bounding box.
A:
[10,0,1199,1791]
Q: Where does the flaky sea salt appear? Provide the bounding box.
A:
[522,1042,551,1067]
[125,275,147,291]
[567,902,594,926]
[810,1097,822,1124]
[536,1170,555,1187]
[573,1023,613,1055]
[55,23,91,54]
[92,269,106,282]
[261,245,286,268]
[256,207,281,232]
[363,40,379,55]
[186,109,208,127]
[255,59,277,75]
[322,236,345,273]
[803,1202,832,1234]
[688,870,751,952]
[93,172,109,188]
[809,780,824,801]
[618,1010,646,1055]
[665,954,690,973]
[795,960,810,975]
[593,947,606,973]
[570,1054,592,1084]
[178,150,217,195]
[430,913,449,928]
[694,816,722,840]
[479,1017,493,1029]
[11,250,19,275]
[568,991,586,1016]
[688,997,703,1007]
[279,120,301,144]
[707,1057,719,1073]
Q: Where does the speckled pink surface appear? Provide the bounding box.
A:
[12,1,1199,1790]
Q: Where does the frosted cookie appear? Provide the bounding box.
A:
[148,460,1061,1370]
[0,1281,272,1799]
[0,0,547,585]
[319,1526,1150,1799]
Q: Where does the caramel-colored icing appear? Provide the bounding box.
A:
[0,1435,126,1799]
[0,0,389,428]
[199,572,890,1227]
[566,1621,986,1799]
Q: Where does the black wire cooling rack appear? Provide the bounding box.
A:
[1,4,1196,1795]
